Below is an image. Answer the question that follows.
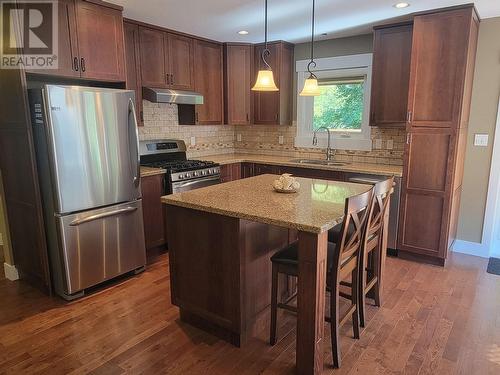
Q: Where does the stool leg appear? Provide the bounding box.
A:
[270,263,278,346]
[330,282,341,368]
[373,242,382,307]
[352,269,360,340]
[359,251,367,328]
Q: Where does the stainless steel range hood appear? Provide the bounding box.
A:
[142,87,204,105]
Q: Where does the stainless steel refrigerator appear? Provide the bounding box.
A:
[29,84,146,300]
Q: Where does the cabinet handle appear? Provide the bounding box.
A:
[406,111,413,123]
[275,113,278,122]
[166,73,170,85]
[80,57,86,72]
[406,133,412,144]
[73,57,79,71]
[195,112,199,123]
[170,74,174,84]
[246,113,249,122]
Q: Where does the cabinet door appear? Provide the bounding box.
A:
[25,0,79,77]
[194,40,223,124]
[398,130,453,258]
[75,0,125,81]
[370,24,412,127]
[139,27,167,88]
[124,22,143,126]
[241,163,254,178]
[254,163,279,175]
[253,43,280,124]
[407,9,471,128]
[168,34,194,90]
[224,44,252,125]
[141,174,166,249]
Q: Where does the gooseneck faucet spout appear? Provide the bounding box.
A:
[312,126,335,161]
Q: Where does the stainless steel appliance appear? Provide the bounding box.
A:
[29,84,146,300]
[139,140,221,194]
[347,174,401,250]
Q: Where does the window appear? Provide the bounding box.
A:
[313,78,365,132]
[296,54,373,151]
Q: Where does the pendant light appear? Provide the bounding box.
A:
[252,0,279,91]
[300,0,320,96]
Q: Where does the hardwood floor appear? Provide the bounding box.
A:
[0,252,499,374]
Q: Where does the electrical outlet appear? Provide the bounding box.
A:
[190,136,196,146]
[374,139,382,149]
[237,133,242,142]
[386,139,394,150]
[278,135,284,145]
[474,134,488,147]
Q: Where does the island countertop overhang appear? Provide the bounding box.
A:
[162,174,372,234]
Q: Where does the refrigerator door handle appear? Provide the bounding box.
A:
[128,98,141,188]
[69,206,138,226]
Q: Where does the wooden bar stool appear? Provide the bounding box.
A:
[358,177,393,327]
[269,188,373,368]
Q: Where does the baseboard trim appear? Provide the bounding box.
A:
[3,262,19,281]
[451,240,490,258]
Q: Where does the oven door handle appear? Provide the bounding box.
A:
[173,175,220,189]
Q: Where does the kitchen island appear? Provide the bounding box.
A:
[162,174,371,374]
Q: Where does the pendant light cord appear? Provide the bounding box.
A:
[307,0,317,78]
[262,0,271,70]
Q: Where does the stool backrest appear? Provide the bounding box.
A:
[366,177,394,240]
[335,188,374,268]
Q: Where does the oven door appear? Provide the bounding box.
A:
[171,175,221,194]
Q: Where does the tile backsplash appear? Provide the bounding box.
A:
[139,101,404,165]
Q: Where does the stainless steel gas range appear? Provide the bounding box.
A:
[139,139,221,194]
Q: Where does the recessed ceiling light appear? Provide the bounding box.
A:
[393,2,410,8]
[238,30,249,35]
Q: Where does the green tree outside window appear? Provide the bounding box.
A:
[313,80,364,131]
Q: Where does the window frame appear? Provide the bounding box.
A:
[296,53,373,151]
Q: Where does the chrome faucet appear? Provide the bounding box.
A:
[312,126,336,161]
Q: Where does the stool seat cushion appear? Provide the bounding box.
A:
[271,241,340,271]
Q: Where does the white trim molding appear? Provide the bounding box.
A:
[3,262,19,281]
[452,97,500,258]
[295,53,373,151]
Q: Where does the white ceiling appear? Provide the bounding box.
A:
[111,0,500,43]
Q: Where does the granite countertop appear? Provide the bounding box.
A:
[200,153,403,177]
[162,174,372,234]
[140,166,166,177]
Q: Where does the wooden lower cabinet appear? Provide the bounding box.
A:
[220,163,241,183]
[253,163,280,175]
[141,174,166,249]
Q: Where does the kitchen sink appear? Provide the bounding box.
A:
[289,159,351,166]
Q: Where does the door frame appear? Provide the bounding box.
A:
[483,98,500,257]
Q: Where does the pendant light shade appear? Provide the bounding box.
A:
[300,0,320,96]
[300,76,321,96]
[252,69,279,91]
[252,0,279,92]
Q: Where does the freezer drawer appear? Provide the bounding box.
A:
[56,200,146,296]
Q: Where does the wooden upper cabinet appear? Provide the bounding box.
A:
[407,9,472,128]
[124,21,143,125]
[370,24,412,127]
[139,27,167,88]
[253,41,294,125]
[194,40,224,125]
[224,43,253,125]
[168,34,194,90]
[75,0,125,81]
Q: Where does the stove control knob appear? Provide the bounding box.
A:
[185,173,191,178]
[179,174,184,179]
[194,172,198,177]
[208,169,213,174]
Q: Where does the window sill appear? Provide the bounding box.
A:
[294,135,372,151]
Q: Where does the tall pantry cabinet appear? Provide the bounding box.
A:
[397,6,479,264]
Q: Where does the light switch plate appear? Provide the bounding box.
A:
[374,139,382,149]
[474,134,488,147]
[278,135,284,145]
[386,139,394,150]
[190,136,196,146]
[237,133,242,142]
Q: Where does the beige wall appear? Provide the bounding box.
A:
[457,17,500,243]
